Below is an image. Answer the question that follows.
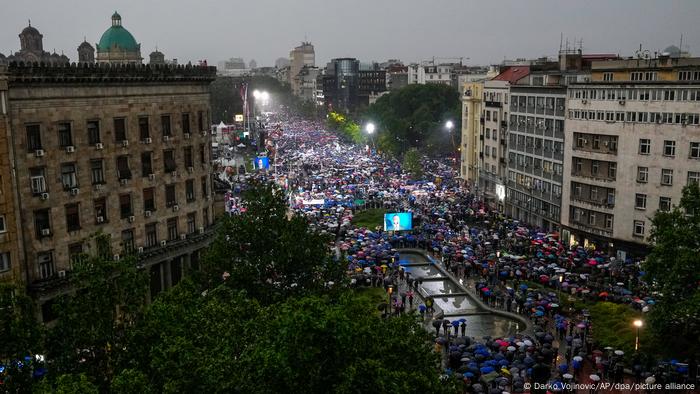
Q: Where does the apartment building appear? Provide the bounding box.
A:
[562,54,700,257]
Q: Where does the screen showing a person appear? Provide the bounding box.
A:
[384,212,412,231]
[254,156,269,170]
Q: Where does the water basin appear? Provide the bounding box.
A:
[431,295,478,313]
[403,265,443,279]
[420,280,462,296]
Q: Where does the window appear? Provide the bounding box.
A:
[119,194,132,218]
[592,136,600,149]
[145,223,158,247]
[688,171,700,185]
[90,159,105,185]
[608,163,616,180]
[199,144,206,164]
[87,120,101,145]
[591,161,599,176]
[117,156,131,180]
[0,216,5,233]
[574,158,582,174]
[492,146,497,157]
[485,111,491,121]
[57,123,73,147]
[161,115,172,137]
[38,251,55,279]
[588,212,596,225]
[197,111,204,132]
[661,169,673,186]
[164,150,176,173]
[30,167,47,194]
[690,142,700,159]
[166,184,176,207]
[184,146,193,168]
[141,152,153,177]
[659,197,672,212]
[186,180,195,202]
[203,207,209,227]
[633,220,645,237]
[201,176,208,198]
[635,193,647,210]
[603,72,613,81]
[114,118,127,142]
[0,252,10,273]
[663,140,676,157]
[26,124,42,151]
[576,135,585,148]
[485,128,490,139]
[182,113,191,134]
[139,117,150,140]
[187,212,196,234]
[639,139,650,155]
[167,218,179,241]
[609,137,618,152]
[34,209,51,238]
[60,163,78,189]
[65,203,80,232]
[604,215,613,229]
[637,166,648,183]
[122,229,135,254]
[94,198,107,223]
[143,188,156,211]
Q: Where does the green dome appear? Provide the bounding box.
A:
[97,12,139,52]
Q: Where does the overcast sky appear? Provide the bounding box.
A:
[2,0,699,67]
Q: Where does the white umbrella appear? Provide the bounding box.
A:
[573,356,583,362]
[614,350,624,356]
[590,374,601,382]
[523,340,533,347]
[563,373,573,379]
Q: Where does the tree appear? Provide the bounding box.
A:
[364,84,461,156]
[236,293,450,393]
[201,181,345,305]
[0,282,43,390]
[54,373,99,394]
[403,148,423,179]
[643,182,700,358]
[124,280,258,393]
[45,247,148,390]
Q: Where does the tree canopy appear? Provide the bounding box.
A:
[643,182,700,358]
[363,84,461,156]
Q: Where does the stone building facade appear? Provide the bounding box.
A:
[0,69,23,282]
[3,62,217,320]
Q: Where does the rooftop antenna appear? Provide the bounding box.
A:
[28,19,31,27]
[559,32,563,52]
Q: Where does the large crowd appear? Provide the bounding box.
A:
[222,113,693,393]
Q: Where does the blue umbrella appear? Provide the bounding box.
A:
[499,359,510,366]
[418,305,426,312]
[463,372,475,378]
[452,321,460,328]
[480,366,495,374]
[459,318,467,323]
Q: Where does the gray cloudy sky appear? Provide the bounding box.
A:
[2,0,699,67]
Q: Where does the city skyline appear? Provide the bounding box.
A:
[1,0,699,67]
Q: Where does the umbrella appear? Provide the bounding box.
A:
[614,350,624,356]
[598,292,609,297]
[573,356,583,362]
[590,374,601,382]
[507,346,516,352]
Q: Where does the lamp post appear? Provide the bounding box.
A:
[365,122,376,153]
[387,285,393,316]
[445,120,457,168]
[633,319,643,351]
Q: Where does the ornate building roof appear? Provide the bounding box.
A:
[97,12,140,53]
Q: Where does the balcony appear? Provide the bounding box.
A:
[571,197,614,212]
[485,101,502,108]
[568,221,613,238]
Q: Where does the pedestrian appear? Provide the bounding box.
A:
[460,321,466,337]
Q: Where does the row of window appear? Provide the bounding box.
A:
[484,128,499,141]
[507,188,562,220]
[571,207,615,230]
[636,167,700,187]
[507,170,563,196]
[574,133,618,152]
[509,154,564,175]
[25,111,207,152]
[570,87,700,102]
[509,115,565,133]
[510,96,567,112]
[483,145,498,158]
[34,210,208,280]
[28,146,207,194]
[638,139,700,158]
[509,135,565,153]
[568,109,700,125]
[572,158,617,180]
[33,179,209,236]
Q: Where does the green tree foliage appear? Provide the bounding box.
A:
[327,112,363,144]
[125,281,258,393]
[202,181,345,304]
[236,294,449,394]
[643,182,700,358]
[403,148,424,179]
[364,84,461,156]
[110,369,152,394]
[45,249,148,389]
[54,373,99,394]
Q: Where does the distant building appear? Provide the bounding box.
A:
[289,42,315,97]
[323,58,386,112]
[297,65,320,102]
[149,49,165,65]
[0,22,69,64]
[275,57,290,69]
[96,12,142,65]
[218,58,249,77]
[77,40,95,64]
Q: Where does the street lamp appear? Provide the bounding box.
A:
[365,122,376,152]
[445,120,457,168]
[633,319,643,351]
[387,285,394,316]
[445,120,454,131]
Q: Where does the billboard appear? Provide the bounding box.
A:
[235,114,244,122]
[254,156,269,170]
[384,212,413,231]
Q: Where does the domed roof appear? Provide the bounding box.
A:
[20,24,41,37]
[97,12,139,52]
[78,40,94,50]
